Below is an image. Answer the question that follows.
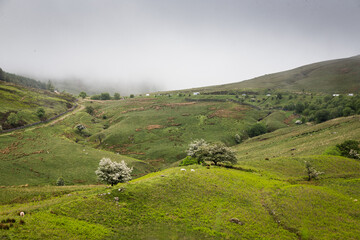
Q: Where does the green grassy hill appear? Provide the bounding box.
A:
[185,55,360,94]
[1,153,359,239]
[0,81,75,130]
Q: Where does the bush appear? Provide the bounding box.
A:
[75,124,86,132]
[95,158,133,186]
[91,95,101,100]
[234,134,242,144]
[315,109,330,123]
[114,93,120,100]
[179,156,198,166]
[336,140,360,159]
[247,123,267,138]
[85,106,94,115]
[36,108,46,120]
[305,162,324,181]
[130,94,135,98]
[79,92,87,99]
[56,177,65,186]
[100,93,111,100]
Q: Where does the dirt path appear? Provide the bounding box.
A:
[0,101,85,136]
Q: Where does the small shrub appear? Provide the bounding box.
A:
[36,108,46,120]
[56,177,65,186]
[130,94,135,98]
[91,95,101,100]
[179,156,198,166]
[75,124,86,132]
[85,106,94,115]
[234,134,242,144]
[247,123,267,138]
[79,91,87,99]
[305,162,324,181]
[336,140,360,159]
[114,93,120,100]
[100,93,111,100]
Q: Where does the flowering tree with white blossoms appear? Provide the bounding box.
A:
[95,158,133,186]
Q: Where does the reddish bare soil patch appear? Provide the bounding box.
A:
[121,107,145,114]
[209,108,247,119]
[0,142,19,154]
[284,114,298,125]
[164,102,196,107]
[146,125,163,130]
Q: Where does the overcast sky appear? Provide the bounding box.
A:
[0,0,359,92]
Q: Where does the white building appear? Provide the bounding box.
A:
[333,94,340,97]
[193,92,200,95]
[348,93,354,96]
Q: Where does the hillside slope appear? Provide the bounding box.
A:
[190,55,360,94]
[0,81,76,130]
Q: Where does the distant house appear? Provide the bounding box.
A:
[348,93,354,96]
[193,92,200,96]
[333,94,340,97]
[145,94,150,96]
[242,94,247,96]
[266,94,271,97]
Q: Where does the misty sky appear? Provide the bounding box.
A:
[0,0,360,92]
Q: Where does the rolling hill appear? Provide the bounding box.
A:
[1,56,360,239]
[181,55,360,94]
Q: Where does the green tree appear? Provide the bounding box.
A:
[36,108,46,120]
[91,95,101,100]
[342,107,354,116]
[56,177,65,186]
[247,123,267,138]
[336,140,360,159]
[7,112,20,126]
[100,93,111,100]
[295,103,305,114]
[114,93,120,100]
[315,109,330,123]
[130,94,135,98]
[79,92,87,99]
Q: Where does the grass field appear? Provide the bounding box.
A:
[1,161,359,239]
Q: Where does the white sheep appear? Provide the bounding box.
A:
[180,168,186,171]
[191,169,195,172]
[20,212,25,217]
